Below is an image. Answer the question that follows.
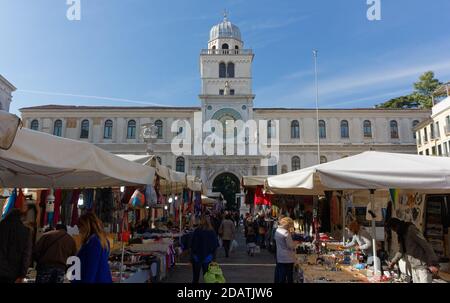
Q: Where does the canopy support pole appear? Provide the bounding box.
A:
[370,189,381,278]
[342,191,346,244]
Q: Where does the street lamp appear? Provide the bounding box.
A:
[141,122,159,155]
[140,122,160,228]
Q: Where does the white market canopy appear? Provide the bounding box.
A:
[266,151,450,195]
[0,128,156,188]
[116,154,204,193]
[0,110,21,150]
[241,175,269,188]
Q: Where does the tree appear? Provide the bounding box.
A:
[376,71,442,109]
[413,71,442,108]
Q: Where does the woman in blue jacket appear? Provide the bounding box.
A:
[190,215,219,283]
[74,212,112,283]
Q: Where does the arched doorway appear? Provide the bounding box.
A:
[212,173,240,210]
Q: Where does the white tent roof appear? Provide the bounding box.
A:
[0,111,21,150]
[242,175,268,188]
[266,151,450,195]
[0,128,155,188]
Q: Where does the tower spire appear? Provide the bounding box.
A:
[223,9,228,21]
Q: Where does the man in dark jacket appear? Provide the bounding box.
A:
[33,224,77,283]
[0,209,32,283]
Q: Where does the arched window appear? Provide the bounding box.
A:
[320,156,327,164]
[235,45,239,49]
[268,164,277,176]
[227,62,235,78]
[222,43,229,50]
[412,120,420,139]
[176,157,185,173]
[281,165,288,174]
[212,45,216,50]
[390,120,399,139]
[80,119,89,139]
[319,120,326,139]
[292,156,301,171]
[291,120,300,139]
[155,120,163,139]
[104,120,113,139]
[30,119,39,131]
[53,120,62,137]
[219,62,226,78]
[252,166,258,176]
[127,120,136,139]
[363,120,372,138]
[341,120,349,138]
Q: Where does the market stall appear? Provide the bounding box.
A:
[266,151,450,282]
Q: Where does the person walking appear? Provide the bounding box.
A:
[246,225,257,256]
[218,214,235,258]
[257,214,267,249]
[0,209,33,283]
[190,216,219,283]
[386,218,439,283]
[274,217,296,283]
[33,224,77,283]
[73,212,112,283]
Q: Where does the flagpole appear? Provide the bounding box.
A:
[313,50,320,164]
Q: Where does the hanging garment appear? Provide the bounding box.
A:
[39,190,48,227]
[60,190,73,226]
[53,189,63,225]
[254,186,272,206]
[1,188,17,220]
[94,188,114,224]
[14,189,25,211]
[83,189,94,210]
[70,190,81,226]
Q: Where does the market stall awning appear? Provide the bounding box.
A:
[187,175,203,192]
[241,175,269,188]
[0,110,21,150]
[0,128,155,188]
[266,151,450,194]
[201,195,216,205]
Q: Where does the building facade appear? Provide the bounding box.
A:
[0,74,16,112]
[415,82,450,156]
[20,16,430,199]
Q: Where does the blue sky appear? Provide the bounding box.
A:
[1,0,450,115]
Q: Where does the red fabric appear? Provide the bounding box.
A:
[70,189,80,226]
[53,189,62,225]
[15,189,25,211]
[254,186,272,206]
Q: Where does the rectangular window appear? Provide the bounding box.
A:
[426,149,430,155]
[444,143,448,157]
[219,89,224,95]
[430,124,435,139]
[446,116,450,134]
[435,122,440,138]
[432,146,436,156]
[438,144,442,156]
[424,128,428,142]
[230,89,235,95]
[417,131,422,145]
[268,165,277,176]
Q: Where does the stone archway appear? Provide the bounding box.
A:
[212,172,240,210]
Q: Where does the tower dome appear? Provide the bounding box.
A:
[209,14,242,42]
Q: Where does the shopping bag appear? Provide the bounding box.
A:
[129,189,145,208]
[204,262,226,283]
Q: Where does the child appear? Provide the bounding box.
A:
[246,226,257,256]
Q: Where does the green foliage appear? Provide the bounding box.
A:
[376,71,442,109]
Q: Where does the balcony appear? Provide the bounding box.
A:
[201,49,253,55]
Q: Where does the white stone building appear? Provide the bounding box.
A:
[415,82,450,156]
[0,74,16,112]
[20,16,430,203]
